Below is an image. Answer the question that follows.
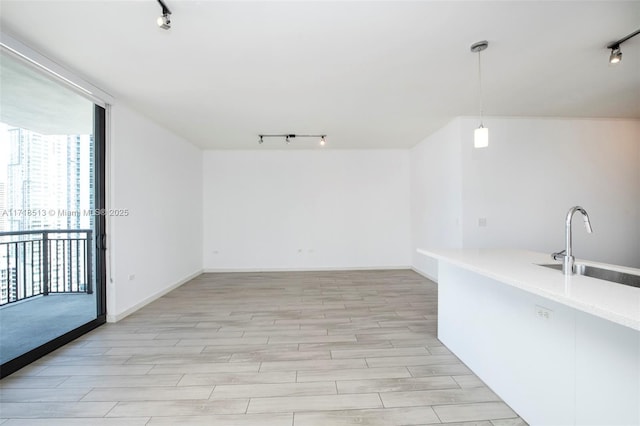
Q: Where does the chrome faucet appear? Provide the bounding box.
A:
[552,206,593,275]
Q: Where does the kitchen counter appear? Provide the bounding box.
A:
[417,248,640,330]
[418,248,640,425]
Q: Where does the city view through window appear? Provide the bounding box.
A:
[0,123,95,306]
[0,48,105,372]
[0,124,94,232]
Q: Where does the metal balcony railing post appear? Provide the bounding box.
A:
[42,231,49,296]
[86,230,93,295]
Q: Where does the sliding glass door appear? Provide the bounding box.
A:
[0,49,106,377]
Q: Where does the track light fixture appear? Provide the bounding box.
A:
[607,28,640,64]
[470,40,489,148]
[258,134,327,146]
[609,46,622,64]
[157,0,172,30]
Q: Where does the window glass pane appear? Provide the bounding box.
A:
[0,49,99,366]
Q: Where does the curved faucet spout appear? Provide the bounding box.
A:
[566,206,593,234]
[562,206,593,275]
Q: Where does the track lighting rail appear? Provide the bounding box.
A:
[258,134,327,145]
[607,28,640,50]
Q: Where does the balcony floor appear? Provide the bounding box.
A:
[0,293,96,364]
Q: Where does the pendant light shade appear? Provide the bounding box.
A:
[471,40,489,148]
[474,126,489,148]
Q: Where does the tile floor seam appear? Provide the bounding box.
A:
[206,384,216,400]
[101,401,119,418]
[377,392,385,408]
[431,401,444,424]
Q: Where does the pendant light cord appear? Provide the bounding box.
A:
[478,50,484,127]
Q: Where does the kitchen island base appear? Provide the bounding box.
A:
[439,262,639,426]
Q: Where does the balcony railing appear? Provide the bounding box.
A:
[0,230,93,306]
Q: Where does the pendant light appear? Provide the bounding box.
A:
[471,41,489,148]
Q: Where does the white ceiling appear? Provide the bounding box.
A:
[0,1,638,149]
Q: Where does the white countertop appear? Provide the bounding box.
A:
[417,248,640,331]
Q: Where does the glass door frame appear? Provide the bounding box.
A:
[0,105,107,379]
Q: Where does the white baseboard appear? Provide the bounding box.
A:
[411,266,438,283]
[106,269,203,323]
[203,265,411,273]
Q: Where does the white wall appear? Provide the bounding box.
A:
[203,150,411,271]
[460,117,640,268]
[410,118,463,279]
[105,113,640,319]
[106,114,640,321]
[107,104,203,321]
[411,117,640,270]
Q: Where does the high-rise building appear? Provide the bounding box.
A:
[0,181,7,303]
[0,182,6,232]
[5,128,92,231]
[2,127,93,303]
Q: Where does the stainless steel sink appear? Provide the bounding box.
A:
[538,263,640,289]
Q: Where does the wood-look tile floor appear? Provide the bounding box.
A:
[0,270,528,425]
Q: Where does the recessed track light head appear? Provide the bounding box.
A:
[606,28,640,64]
[157,14,171,30]
[609,45,622,64]
[157,0,172,30]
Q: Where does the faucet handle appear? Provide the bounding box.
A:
[551,250,566,261]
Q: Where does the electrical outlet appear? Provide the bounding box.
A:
[128,274,136,281]
[478,217,487,227]
[535,305,552,320]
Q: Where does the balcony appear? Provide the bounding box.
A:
[0,230,96,365]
